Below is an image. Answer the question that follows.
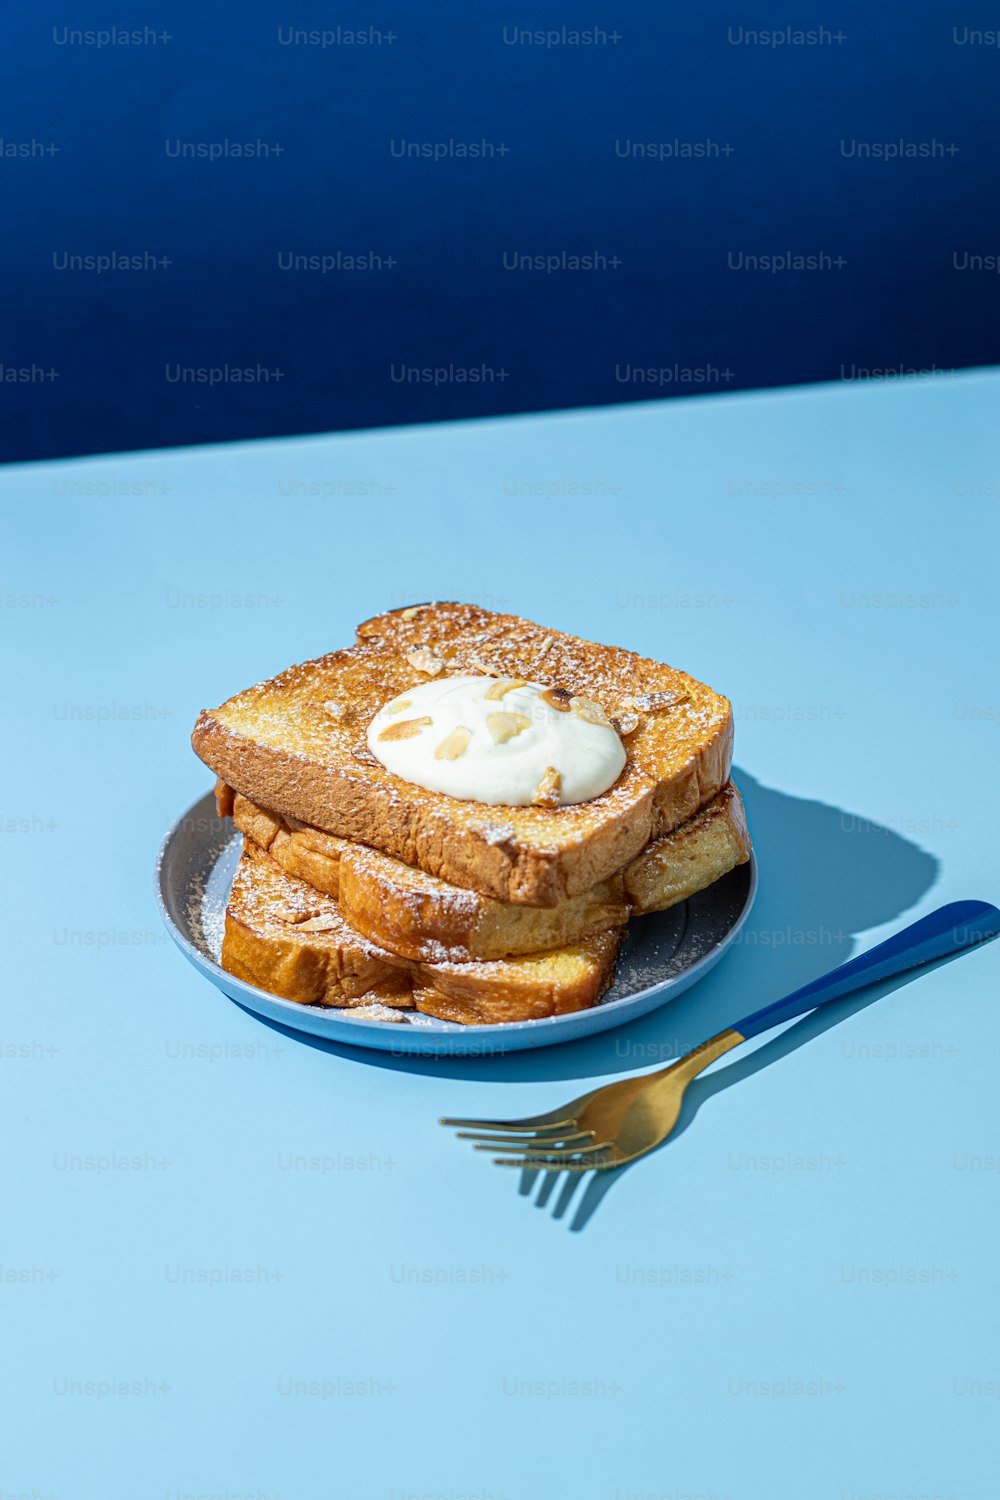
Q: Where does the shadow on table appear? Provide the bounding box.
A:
[248,768,941,1222]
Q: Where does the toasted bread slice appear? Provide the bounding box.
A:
[340,840,628,968]
[222,841,414,1010]
[193,603,732,907]
[621,782,751,915]
[409,929,623,1026]
[223,781,750,963]
[222,841,623,1025]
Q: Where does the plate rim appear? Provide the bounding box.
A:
[155,789,758,1054]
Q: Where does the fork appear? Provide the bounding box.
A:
[441,900,1000,1171]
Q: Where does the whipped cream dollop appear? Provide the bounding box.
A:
[366,675,626,807]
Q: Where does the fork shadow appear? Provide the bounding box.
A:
[530,952,965,1231]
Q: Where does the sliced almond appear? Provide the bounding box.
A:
[534,635,554,662]
[378,715,433,742]
[469,653,496,676]
[628,689,689,711]
[533,766,562,807]
[540,686,572,713]
[570,695,612,727]
[487,711,531,744]
[435,725,472,760]
[295,915,341,933]
[485,677,528,700]
[612,710,641,737]
[400,606,424,622]
[406,647,444,676]
[322,700,344,719]
[274,904,322,925]
[385,697,412,714]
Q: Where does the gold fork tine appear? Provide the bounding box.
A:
[454,1125,580,1143]
[439,1115,577,1133]
[475,1132,595,1153]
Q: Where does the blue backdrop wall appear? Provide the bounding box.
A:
[3,0,998,462]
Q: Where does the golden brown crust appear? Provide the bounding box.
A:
[192,603,732,907]
[340,842,629,963]
[221,841,623,1025]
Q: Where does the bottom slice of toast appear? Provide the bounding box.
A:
[222,841,624,1025]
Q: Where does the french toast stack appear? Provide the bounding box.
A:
[191,603,751,1025]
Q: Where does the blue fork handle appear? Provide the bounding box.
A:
[732,900,1000,1041]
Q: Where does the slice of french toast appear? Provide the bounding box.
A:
[622,782,751,916]
[193,602,733,907]
[222,841,623,1025]
[221,841,414,1011]
[221,780,750,963]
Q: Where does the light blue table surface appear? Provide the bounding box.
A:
[3,374,999,1500]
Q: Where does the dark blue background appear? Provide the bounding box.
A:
[3,0,998,461]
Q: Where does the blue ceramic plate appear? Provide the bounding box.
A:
[155,791,757,1057]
